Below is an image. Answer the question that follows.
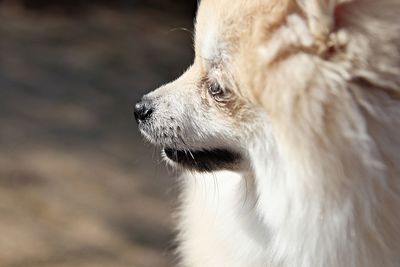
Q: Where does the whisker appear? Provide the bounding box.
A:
[179,136,199,166]
[187,149,196,161]
[166,27,194,35]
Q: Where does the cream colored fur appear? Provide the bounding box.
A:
[178,0,400,266]
[139,0,400,266]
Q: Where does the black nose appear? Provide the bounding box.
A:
[134,98,153,122]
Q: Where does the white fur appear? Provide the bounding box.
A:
[139,0,400,266]
[177,1,400,266]
[198,19,222,64]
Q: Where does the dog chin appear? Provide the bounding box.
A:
[162,147,241,172]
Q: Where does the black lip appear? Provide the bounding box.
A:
[164,148,241,172]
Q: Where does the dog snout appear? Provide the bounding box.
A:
[134,97,153,123]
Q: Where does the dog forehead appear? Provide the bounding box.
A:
[194,10,224,65]
[194,0,248,65]
[194,0,270,66]
[201,27,222,65]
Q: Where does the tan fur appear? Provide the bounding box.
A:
[190,0,400,265]
[136,0,400,266]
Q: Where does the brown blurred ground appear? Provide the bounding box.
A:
[0,2,195,266]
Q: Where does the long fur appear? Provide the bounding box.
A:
[137,0,400,266]
[178,1,400,266]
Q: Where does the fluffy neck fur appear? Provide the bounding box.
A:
[249,1,400,265]
[177,0,400,266]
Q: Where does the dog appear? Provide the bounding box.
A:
[134,0,400,266]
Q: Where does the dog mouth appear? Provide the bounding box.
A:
[163,148,241,172]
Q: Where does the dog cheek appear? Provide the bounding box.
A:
[216,96,251,125]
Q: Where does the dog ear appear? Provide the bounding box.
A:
[296,0,348,44]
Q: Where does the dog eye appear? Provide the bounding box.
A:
[208,82,223,97]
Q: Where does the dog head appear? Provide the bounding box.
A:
[135,0,348,172]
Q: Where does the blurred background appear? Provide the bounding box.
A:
[0,1,197,266]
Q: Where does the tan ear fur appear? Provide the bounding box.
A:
[296,0,350,50]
